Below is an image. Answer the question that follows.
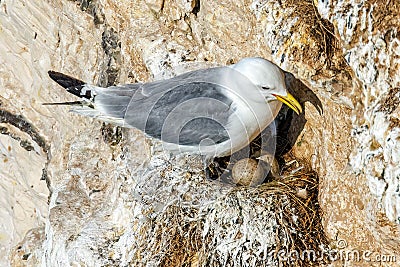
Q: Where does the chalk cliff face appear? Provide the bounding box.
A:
[1,0,399,266]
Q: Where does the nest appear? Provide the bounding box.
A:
[128,148,328,266]
[262,153,330,266]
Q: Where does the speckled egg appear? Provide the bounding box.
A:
[232,158,265,186]
[257,153,280,178]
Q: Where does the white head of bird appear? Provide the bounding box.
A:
[230,57,302,114]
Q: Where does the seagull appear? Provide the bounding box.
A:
[46,57,302,159]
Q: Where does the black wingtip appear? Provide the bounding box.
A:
[48,71,85,89]
[48,71,92,99]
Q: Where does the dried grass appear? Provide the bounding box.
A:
[131,150,328,267]
[262,153,329,266]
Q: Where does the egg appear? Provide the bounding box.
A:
[232,158,265,186]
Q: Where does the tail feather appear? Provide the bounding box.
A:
[47,71,137,127]
[48,71,91,99]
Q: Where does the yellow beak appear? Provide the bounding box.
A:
[272,92,302,115]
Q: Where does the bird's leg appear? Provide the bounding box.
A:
[204,155,232,180]
[205,160,222,180]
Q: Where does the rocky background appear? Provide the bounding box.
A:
[0,0,399,266]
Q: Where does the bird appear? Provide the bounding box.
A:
[46,57,302,159]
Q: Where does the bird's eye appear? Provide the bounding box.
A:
[261,86,270,90]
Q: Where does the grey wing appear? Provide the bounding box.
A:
[124,81,235,146]
[92,69,207,120]
[176,117,230,145]
[140,67,231,96]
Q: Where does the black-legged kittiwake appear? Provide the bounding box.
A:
[47,57,302,158]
